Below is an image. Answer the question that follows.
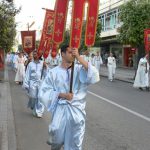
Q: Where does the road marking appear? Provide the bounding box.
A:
[88,91,150,123]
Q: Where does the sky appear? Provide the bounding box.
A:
[14,0,56,43]
[15,0,56,30]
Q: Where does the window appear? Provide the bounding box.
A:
[100,8,122,32]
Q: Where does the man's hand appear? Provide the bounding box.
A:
[59,93,73,101]
[72,48,88,70]
[65,93,73,101]
[72,48,80,59]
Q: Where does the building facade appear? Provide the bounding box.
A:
[100,0,138,68]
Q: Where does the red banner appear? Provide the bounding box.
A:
[53,0,69,44]
[85,0,99,47]
[21,30,36,54]
[43,39,53,58]
[144,29,150,52]
[70,0,85,48]
[38,9,55,58]
[0,49,4,70]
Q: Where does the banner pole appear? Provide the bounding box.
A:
[70,60,75,93]
[41,58,45,80]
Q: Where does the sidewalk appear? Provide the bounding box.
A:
[0,66,16,150]
[100,65,135,83]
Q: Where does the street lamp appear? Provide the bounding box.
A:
[27,21,35,31]
[26,16,35,31]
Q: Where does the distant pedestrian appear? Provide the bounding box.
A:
[13,53,18,71]
[15,52,25,84]
[93,51,103,74]
[133,54,149,91]
[107,52,116,81]
[6,52,11,65]
[104,52,108,66]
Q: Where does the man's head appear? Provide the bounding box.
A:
[28,52,33,61]
[96,51,100,56]
[19,52,23,58]
[61,45,74,63]
[33,50,39,60]
[109,52,113,57]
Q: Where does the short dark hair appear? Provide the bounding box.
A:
[61,45,69,54]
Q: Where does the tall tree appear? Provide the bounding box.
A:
[60,29,70,48]
[0,0,20,52]
[118,0,150,57]
[94,20,101,47]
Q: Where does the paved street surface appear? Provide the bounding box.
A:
[5,67,150,150]
[100,65,135,83]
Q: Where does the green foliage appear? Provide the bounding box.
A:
[117,0,150,47]
[60,30,70,48]
[36,40,40,49]
[18,44,23,52]
[0,0,20,52]
[94,20,101,47]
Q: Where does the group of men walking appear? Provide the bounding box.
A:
[5,47,150,150]
[6,46,100,150]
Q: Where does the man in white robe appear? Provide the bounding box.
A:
[93,51,103,74]
[107,52,116,81]
[38,45,100,150]
[13,53,18,71]
[133,54,149,91]
[6,52,11,65]
[23,50,47,117]
[15,52,25,84]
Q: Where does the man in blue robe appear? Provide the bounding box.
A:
[38,45,100,149]
[23,50,47,118]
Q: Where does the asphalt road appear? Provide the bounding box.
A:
[8,68,150,150]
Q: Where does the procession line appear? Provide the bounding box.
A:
[88,91,150,123]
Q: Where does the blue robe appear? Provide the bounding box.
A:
[23,60,46,117]
[38,63,100,150]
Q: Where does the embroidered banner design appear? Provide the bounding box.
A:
[21,30,36,54]
[53,0,69,44]
[70,0,85,48]
[38,9,55,58]
[85,0,99,47]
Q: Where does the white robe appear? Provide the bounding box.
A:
[15,57,25,82]
[23,61,46,116]
[38,63,100,150]
[93,55,103,73]
[13,55,18,70]
[107,56,116,80]
[6,54,11,64]
[133,57,149,88]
